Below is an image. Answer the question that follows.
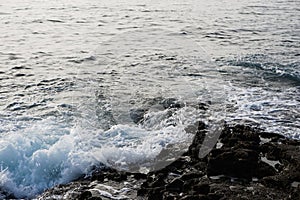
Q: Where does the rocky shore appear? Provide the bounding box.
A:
[37,123,300,200]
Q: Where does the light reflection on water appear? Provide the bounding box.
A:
[0,0,299,197]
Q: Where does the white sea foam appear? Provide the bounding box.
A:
[225,85,300,138]
[0,105,199,198]
[0,118,88,198]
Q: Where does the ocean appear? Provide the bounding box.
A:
[0,0,299,198]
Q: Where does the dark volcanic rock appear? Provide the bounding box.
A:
[166,178,184,191]
[78,190,92,199]
[207,148,259,178]
[37,124,300,200]
[130,108,146,123]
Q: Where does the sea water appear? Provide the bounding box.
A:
[0,0,299,198]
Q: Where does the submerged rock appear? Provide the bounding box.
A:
[129,108,147,124]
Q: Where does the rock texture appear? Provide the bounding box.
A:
[35,124,300,200]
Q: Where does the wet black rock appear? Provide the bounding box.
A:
[78,190,92,200]
[166,178,184,191]
[193,183,210,195]
[129,108,146,123]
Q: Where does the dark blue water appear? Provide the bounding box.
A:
[0,0,299,198]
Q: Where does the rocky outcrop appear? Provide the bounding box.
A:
[36,124,300,200]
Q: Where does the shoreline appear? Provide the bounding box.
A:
[36,124,300,200]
